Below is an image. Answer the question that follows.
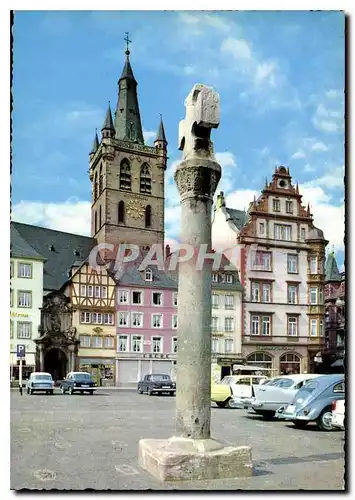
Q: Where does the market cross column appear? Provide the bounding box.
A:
[138,84,252,482]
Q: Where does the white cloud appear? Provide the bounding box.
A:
[326,89,343,100]
[221,38,252,60]
[312,102,344,133]
[308,166,345,190]
[215,152,238,194]
[143,130,156,144]
[179,12,233,33]
[183,66,196,75]
[255,61,278,87]
[12,199,91,236]
[225,189,258,212]
[311,141,329,152]
[291,150,306,160]
[303,164,315,173]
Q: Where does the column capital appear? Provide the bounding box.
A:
[174,158,221,202]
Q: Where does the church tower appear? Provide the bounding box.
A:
[89,35,167,250]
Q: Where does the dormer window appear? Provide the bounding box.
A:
[145,268,153,282]
[273,199,280,212]
[49,245,55,252]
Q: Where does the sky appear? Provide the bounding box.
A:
[11,10,345,269]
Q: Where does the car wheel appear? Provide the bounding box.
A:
[137,388,143,394]
[292,420,308,429]
[50,390,54,395]
[260,411,275,420]
[316,408,333,431]
[61,386,66,395]
[216,400,228,408]
[88,390,94,395]
[68,387,74,395]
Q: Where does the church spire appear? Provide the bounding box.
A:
[90,129,99,156]
[155,115,167,144]
[101,103,115,138]
[114,33,144,144]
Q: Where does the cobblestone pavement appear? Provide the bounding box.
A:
[11,389,345,491]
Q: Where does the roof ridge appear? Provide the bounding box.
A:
[12,221,93,240]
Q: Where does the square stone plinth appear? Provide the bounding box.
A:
[138,437,252,482]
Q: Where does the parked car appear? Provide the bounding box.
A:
[251,374,324,419]
[332,398,345,430]
[26,372,54,395]
[211,380,232,408]
[277,374,345,431]
[60,372,96,395]
[137,374,176,396]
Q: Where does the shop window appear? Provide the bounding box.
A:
[246,352,273,372]
[279,353,301,375]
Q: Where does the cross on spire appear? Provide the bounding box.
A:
[124,32,132,55]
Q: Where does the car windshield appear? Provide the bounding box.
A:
[151,375,170,381]
[295,380,319,397]
[73,374,92,381]
[34,375,52,381]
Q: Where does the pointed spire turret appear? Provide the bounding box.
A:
[101,103,115,138]
[325,249,341,282]
[114,34,144,144]
[90,129,99,156]
[296,182,299,194]
[155,115,167,144]
[307,203,311,215]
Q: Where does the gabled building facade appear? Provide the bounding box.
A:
[212,166,328,375]
[115,257,178,387]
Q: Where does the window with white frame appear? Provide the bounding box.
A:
[172,337,178,353]
[287,254,298,273]
[310,319,317,337]
[172,314,178,329]
[118,312,129,327]
[152,292,162,306]
[80,311,91,323]
[151,336,162,353]
[319,287,324,304]
[131,312,143,328]
[80,284,87,296]
[92,336,102,348]
[225,274,233,283]
[102,286,107,298]
[92,312,102,324]
[211,337,219,353]
[224,338,233,353]
[262,283,271,303]
[17,322,32,339]
[286,200,293,214]
[18,262,32,278]
[118,335,128,352]
[310,287,317,304]
[80,335,91,347]
[173,292,178,306]
[145,268,153,281]
[104,336,114,348]
[212,273,218,282]
[132,291,143,305]
[301,228,306,241]
[103,313,114,325]
[94,286,101,298]
[132,335,143,352]
[274,224,292,241]
[251,282,259,302]
[211,317,218,331]
[225,295,234,309]
[252,251,272,271]
[152,314,162,328]
[319,320,324,337]
[251,282,271,303]
[212,294,219,308]
[259,222,265,235]
[118,290,129,304]
[288,285,298,304]
[287,316,298,336]
[225,317,234,332]
[310,256,317,274]
[18,291,32,308]
[273,198,280,212]
[251,315,259,335]
[87,285,93,297]
[262,316,271,336]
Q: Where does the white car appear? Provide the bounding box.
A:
[331,399,345,430]
[251,374,324,419]
[26,372,54,395]
[219,375,269,408]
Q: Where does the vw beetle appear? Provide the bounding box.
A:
[277,374,345,431]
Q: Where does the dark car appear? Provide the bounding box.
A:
[137,374,176,396]
[60,372,96,395]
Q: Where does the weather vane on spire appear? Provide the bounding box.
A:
[124,32,132,55]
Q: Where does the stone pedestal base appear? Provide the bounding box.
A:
[138,436,252,482]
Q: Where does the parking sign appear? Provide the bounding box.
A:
[16,344,26,358]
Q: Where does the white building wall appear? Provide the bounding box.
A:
[10,258,43,370]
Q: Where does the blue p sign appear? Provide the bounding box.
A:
[17,344,26,358]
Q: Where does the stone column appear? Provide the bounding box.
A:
[39,345,44,372]
[138,84,252,482]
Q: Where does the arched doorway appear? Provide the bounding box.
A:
[44,348,68,382]
[279,353,301,375]
[246,352,273,376]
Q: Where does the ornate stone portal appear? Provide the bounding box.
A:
[138,84,252,481]
[34,292,79,381]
